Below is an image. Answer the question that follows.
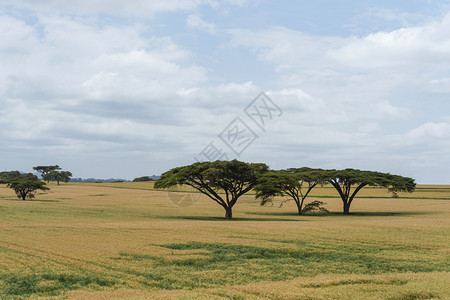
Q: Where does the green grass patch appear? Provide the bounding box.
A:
[116,240,448,289]
[303,278,408,288]
[389,292,438,300]
[0,273,116,297]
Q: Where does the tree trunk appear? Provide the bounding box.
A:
[343,202,350,215]
[225,207,233,219]
[21,193,26,200]
[296,202,303,215]
[57,180,60,185]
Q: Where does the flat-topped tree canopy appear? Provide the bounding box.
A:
[0,171,37,184]
[254,167,327,215]
[6,173,49,200]
[324,168,416,214]
[0,171,21,184]
[155,160,268,219]
[44,171,72,185]
[33,166,61,181]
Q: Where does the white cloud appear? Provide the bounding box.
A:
[404,122,450,142]
[345,6,436,34]
[0,13,207,103]
[426,77,450,93]
[229,12,450,75]
[225,16,450,184]
[228,27,340,72]
[0,12,210,170]
[358,122,381,133]
[227,15,449,125]
[177,81,259,108]
[1,1,450,183]
[84,49,206,100]
[331,13,450,69]
[0,0,253,16]
[187,14,216,33]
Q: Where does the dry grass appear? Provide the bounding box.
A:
[0,182,449,299]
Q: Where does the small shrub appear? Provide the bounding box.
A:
[302,201,329,214]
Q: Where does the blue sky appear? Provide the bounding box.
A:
[1,0,450,183]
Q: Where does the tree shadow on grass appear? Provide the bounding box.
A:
[162,215,304,222]
[162,210,432,221]
[7,198,60,202]
[246,211,302,216]
[28,199,60,202]
[245,211,432,217]
[328,211,432,217]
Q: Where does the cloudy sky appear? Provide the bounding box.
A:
[1,0,450,183]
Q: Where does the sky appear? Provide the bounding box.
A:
[1,0,450,183]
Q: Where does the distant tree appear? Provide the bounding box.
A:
[254,168,326,215]
[33,165,61,181]
[0,171,22,184]
[60,171,72,183]
[133,176,155,182]
[7,174,49,200]
[324,169,416,214]
[155,160,268,219]
[44,171,72,185]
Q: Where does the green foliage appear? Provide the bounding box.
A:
[0,273,115,297]
[0,171,24,184]
[116,239,447,289]
[43,170,72,185]
[390,292,437,300]
[155,160,268,219]
[7,176,49,200]
[33,165,61,176]
[133,176,155,182]
[254,168,325,215]
[302,200,329,214]
[324,169,416,214]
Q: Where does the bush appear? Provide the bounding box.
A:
[302,201,329,214]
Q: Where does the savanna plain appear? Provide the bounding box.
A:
[0,182,449,299]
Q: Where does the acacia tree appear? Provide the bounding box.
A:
[254,168,325,215]
[33,165,61,182]
[44,171,72,185]
[7,174,49,200]
[154,160,268,219]
[0,172,37,184]
[325,169,416,214]
[0,171,22,183]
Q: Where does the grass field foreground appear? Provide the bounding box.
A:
[0,182,449,299]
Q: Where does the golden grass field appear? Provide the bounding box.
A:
[0,182,449,299]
